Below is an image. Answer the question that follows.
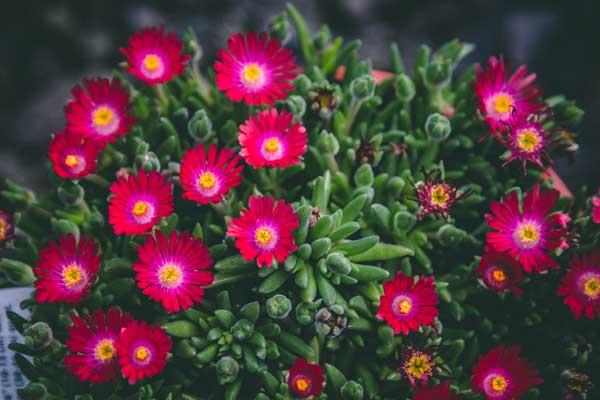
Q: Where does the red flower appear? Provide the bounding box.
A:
[476,251,524,296]
[34,234,101,303]
[411,169,470,220]
[64,308,132,383]
[0,211,14,243]
[414,382,462,400]
[485,184,570,274]
[121,27,190,86]
[227,195,299,268]
[287,358,325,398]
[592,190,600,224]
[134,231,214,313]
[215,32,298,106]
[65,77,134,144]
[472,345,542,399]
[503,119,549,173]
[557,251,600,319]
[117,320,172,384]
[377,272,439,335]
[48,132,101,179]
[108,171,174,235]
[401,347,435,386]
[180,144,243,205]
[239,108,307,169]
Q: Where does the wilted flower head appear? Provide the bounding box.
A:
[0,211,14,243]
[412,169,470,220]
[401,347,436,386]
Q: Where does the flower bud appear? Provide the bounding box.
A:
[269,13,291,43]
[231,319,254,341]
[424,61,451,89]
[425,113,451,142]
[266,294,292,319]
[216,356,240,384]
[0,211,15,244]
[314,25,331,50]
[295,302,315,326]
[188,109,213,142]
[293,74,312,95]
[57,182,85,206]
[341,380,364,400]
[316,131,340,155]
[24,322,54,350]
[395,74,415,102]
[350,75,375,101]
[284,95,306,119]
[135,151,161,172]
[315,305,347,338]
[0,258,35,285]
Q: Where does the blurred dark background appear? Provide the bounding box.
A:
[1,0,599,191]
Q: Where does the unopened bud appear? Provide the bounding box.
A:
[266,294,292,319]
[425,113,451,142]
[269,13,290,43]
[231,319,254,341]
[395,74,415,102]
[24,322,54,350]
[216,356,239,384]
[424,61,451,89]
[341,380,364,400]
[350,75,375,101]
[135,152,161,172]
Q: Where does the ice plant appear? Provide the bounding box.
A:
[557,251,600,319]
[411,169,469,220]
[472,345,542,399]
[592,190,600,224]
[117,320,172,384]
[227,195,299,267]
[108,170,174,235]
[133,231,214,313]
[474,56,545,135]
[65,77,134,144]
[287,358,325,398]
[215,32,298,106]
[476,250,524,295]
[180,144,243,205]
[0,210,14,243]
[377,272,439,335]
[503,119,549,172]
[413,382,461,400]
[64,308,132,383]
[401,347,436,386]
[121,27,190,86]
[485,184,570,273]
[33,234,101,303]
[238,108,308,169]
[48,132,101,179]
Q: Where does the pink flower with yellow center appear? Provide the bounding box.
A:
[227,195,299,268]
[592,190,600,224]
[414,382,462,400]
[472,345,542,399]
[64,308,132,383]
[65,77,135,144]
[503,120,549,172]
[557,251,600,319]
[180,144,243,205]
[121,27,190,86]
[117,320,172,384]
[48,132,101,179]
[133,230,214,313]
[412,169,470,220]
[108,171,174,235]
[474,56,546,135]
[215,32,299,106]
[0,211,14,244]
[485,184,570,274]
[239,108,307,169]
[476,250,524,295]
[376,272,439,335]
[33,234,101,303]
[287,358,325,398]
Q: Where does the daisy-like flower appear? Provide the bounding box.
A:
[414,382,462,400]
[0,211,14,244]
[504,119,549,172]
[117,320,172,384]
[64,308,132,383]
[34,234,101,303]
[65,77,134,144]
[472,345,542,399]
[476,250,524,296]
[412,169,470,220]
[557,251,600,319]
[48,132,101,179]
[108,171,174,235]
[401,347,436,386]
[238,108,307,169]
[376,272,439,335]
[180,144,243,205]
[592,190,600,224]
[120,26,190,86]
[287,358,325,398]
[485,184,570,274]
[474,56,545,135]
[133,231,214,313]
[215,32,298,106]
[227,195,299,268]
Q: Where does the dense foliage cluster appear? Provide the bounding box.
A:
[1,4,598,400]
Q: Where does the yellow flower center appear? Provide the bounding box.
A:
[492,268,507,283]
[430,185,449,207]
[241,63,263,85]
[143,54,161,71]
[583,276,600,299]
[64,155,80,168]
[516,129,541,153]
[255,228,273,245]
[132,201,150,217]
[62,264,84,288]
[92,106,114,127]
[492,93,513,114]
[516,223,539,247]
[263,138,281,153]
[95,339,116,362]
[490,375,508,393]
[405,354,433,379]
[0,220,6,240]
[198,172,216,190]
[134,346,151,363]
[294,377,310,392]
[159,264,182,287]
[397,298,412,315]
